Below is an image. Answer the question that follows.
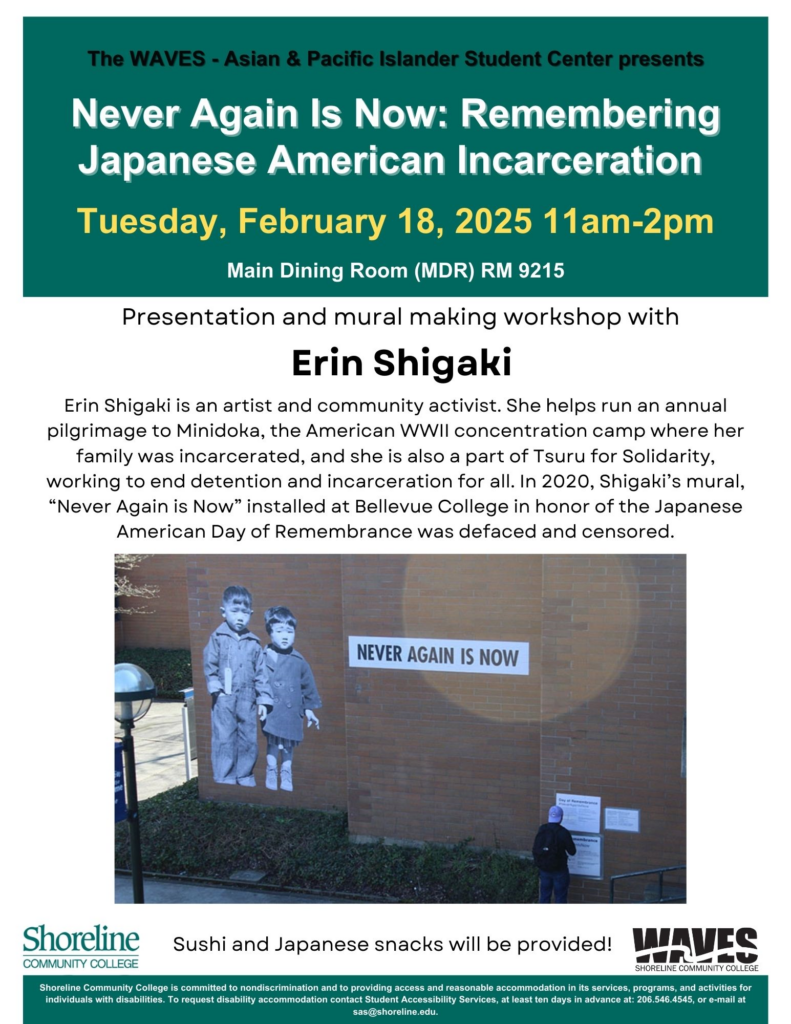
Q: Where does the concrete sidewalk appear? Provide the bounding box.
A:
[115,876,364,904]
[116,700,197,801]
[115,705,366,904]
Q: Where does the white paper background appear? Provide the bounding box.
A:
[2,1,787,1022]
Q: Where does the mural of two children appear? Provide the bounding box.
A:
[203,586,322,792]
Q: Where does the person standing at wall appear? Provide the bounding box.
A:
[532,806,577,904]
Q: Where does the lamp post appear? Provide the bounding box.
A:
[115,663,156,904]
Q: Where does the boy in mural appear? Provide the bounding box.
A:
[260,606,322,792]
[532,805,577,904]
[204,586,273,787]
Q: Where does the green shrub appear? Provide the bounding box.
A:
[115,648,193,700]
[115,780,539,903]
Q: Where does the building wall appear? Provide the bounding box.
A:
[120,553,686,902]
[342,555,542,852]
[116,554,191,649]
[540,555,686,902]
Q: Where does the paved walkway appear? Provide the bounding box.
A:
[116,700,197,801]
[115,704,364,904]
[115,876,363,904]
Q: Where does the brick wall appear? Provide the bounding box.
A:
[116,554,190,649]
[127,553,686,903]
[540,555,686,902]
[343,555,542,852]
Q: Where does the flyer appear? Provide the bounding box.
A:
[5,2,784,1022]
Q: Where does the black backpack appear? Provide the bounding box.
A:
[532,824,565,871]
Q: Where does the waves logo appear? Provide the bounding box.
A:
[633,929,758,972]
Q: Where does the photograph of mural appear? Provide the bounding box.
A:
[116,554,686,904]
[203,592,322,791]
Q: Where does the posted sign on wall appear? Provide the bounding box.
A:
[569,834,604,880]
[556,793,602,833]
[349,636,529,675]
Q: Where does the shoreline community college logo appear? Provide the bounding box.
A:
[632,929,758,973]
[22,924,140,970]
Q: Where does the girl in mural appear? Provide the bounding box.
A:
[260,606,322,792]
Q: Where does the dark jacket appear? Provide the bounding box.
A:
[261,646,322,744]
[532,822,577,870]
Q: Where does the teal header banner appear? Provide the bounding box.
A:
[23,17,767,296]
